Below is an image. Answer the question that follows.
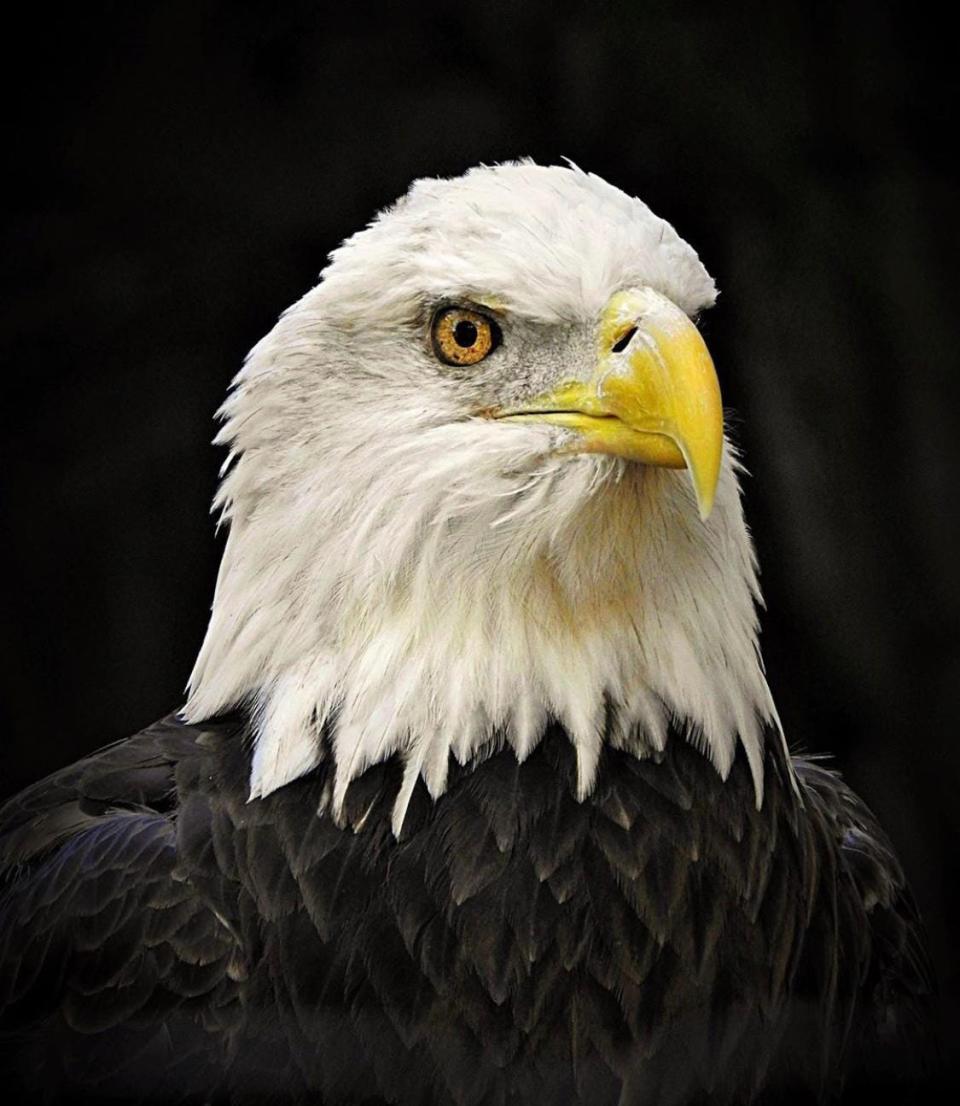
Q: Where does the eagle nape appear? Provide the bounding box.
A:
[0,161,935,1106]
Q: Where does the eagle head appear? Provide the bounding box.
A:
[185,161,779,831]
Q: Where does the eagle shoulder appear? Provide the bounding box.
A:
[789,756,935,1093]
[0,714,245,1099]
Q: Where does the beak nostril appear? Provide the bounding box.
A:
[611,326,638,354]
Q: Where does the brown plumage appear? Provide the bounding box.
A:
[0,712,932,1104]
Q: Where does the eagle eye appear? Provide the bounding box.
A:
[431,307,501,366]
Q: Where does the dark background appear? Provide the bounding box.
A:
[3,0,957,1071]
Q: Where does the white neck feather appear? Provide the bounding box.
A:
[185,393,779,833]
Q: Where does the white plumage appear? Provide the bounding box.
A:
[184,161,783,832]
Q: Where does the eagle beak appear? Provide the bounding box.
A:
[494,287,724,519]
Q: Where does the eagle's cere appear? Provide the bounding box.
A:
[0,161,932,1106]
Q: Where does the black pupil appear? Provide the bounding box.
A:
[453,319,479,348]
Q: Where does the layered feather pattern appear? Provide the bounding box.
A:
[0,714,932,1103]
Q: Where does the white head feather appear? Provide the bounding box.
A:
[184,161,783,832]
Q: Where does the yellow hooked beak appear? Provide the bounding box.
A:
[493,287,724,519]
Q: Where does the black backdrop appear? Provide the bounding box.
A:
[3,0,958,1070]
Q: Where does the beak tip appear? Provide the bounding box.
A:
[695,486,716,521]
[675,439,721,523]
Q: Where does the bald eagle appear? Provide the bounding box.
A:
[0,163,932,1105]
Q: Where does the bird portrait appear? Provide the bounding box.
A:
[0,162,934,1105]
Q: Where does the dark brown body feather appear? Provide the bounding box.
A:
[0,714,932,1104]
